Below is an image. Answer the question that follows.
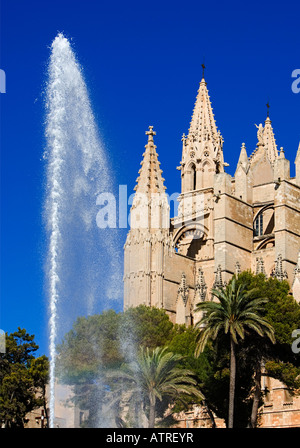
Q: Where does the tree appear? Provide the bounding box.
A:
[0,328,49,428]
[234,272,300,427]
[194,277,275,428]
[108,346,203,428]
[119,305,177,351]
[29,355,50,427]
[57,306,180,427]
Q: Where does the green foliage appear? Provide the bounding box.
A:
[119,305,177,350]
[57,305,178,382]
[56,280,300,428]
[168,326,212,391]
[193,276,275,427]
[57,305,181,426]
[234,272,299,341]
[0,328,49,428]
[107,346,203,428]
[264,360,300,391]
[57,309,122,383]
[235,271,300,390]
[190,271,300,427]
[194,276,275,356]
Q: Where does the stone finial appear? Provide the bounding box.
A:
[279,147,285,159]
[236,142,249,174]
[256,257,266,276]
[235,261,241,276]
[213,265,224,289]
[195,267,207,302]
[178,272,189,306]
[146,126,156,143]
[271,254,288,281]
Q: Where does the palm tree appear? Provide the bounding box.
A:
[194,277,275,428]
[108,346,203,428]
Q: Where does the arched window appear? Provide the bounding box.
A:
[253,207,274,238]
[254,213,263,236]
[187,163,196,191]
[193,164,197,190]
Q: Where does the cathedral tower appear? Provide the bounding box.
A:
[123,73,300,428]
[124,73,300,323]
[123,126,172,310]
[179,72,225,193]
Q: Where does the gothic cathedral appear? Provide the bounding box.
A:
[123,73,300,326]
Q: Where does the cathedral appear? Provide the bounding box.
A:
[124,73,300,326]
[44,74,300,429]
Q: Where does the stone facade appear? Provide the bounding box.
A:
[259,377,300,428]
[124,74,300,427]
[124,75,300,321]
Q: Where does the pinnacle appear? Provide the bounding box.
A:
[236,142,249,174]
[188,77,220,146]
[134,126,167,195]
[250,115,278,164]
[263,117,278,163]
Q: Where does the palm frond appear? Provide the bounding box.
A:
[194,278,275,356]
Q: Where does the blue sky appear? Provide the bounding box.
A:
[0,0,299,356]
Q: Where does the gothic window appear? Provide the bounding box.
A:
[193,165,197,190]
[187,163,196,190]
[253,207,275,239]
[254,214,263,236]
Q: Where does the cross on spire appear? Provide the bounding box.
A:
[266,101,270,117]
[146,125,156,143]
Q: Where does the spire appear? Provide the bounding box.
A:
[134,126,167,195]
[250,111,278,166]
[179,75,226,192]
[263,112,278,164]
[188,76,221,147]
[130,126,169,232]
[236,142,249,174]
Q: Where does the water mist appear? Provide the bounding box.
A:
[44,33,123,428]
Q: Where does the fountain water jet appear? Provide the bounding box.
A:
[44,33,123,428]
